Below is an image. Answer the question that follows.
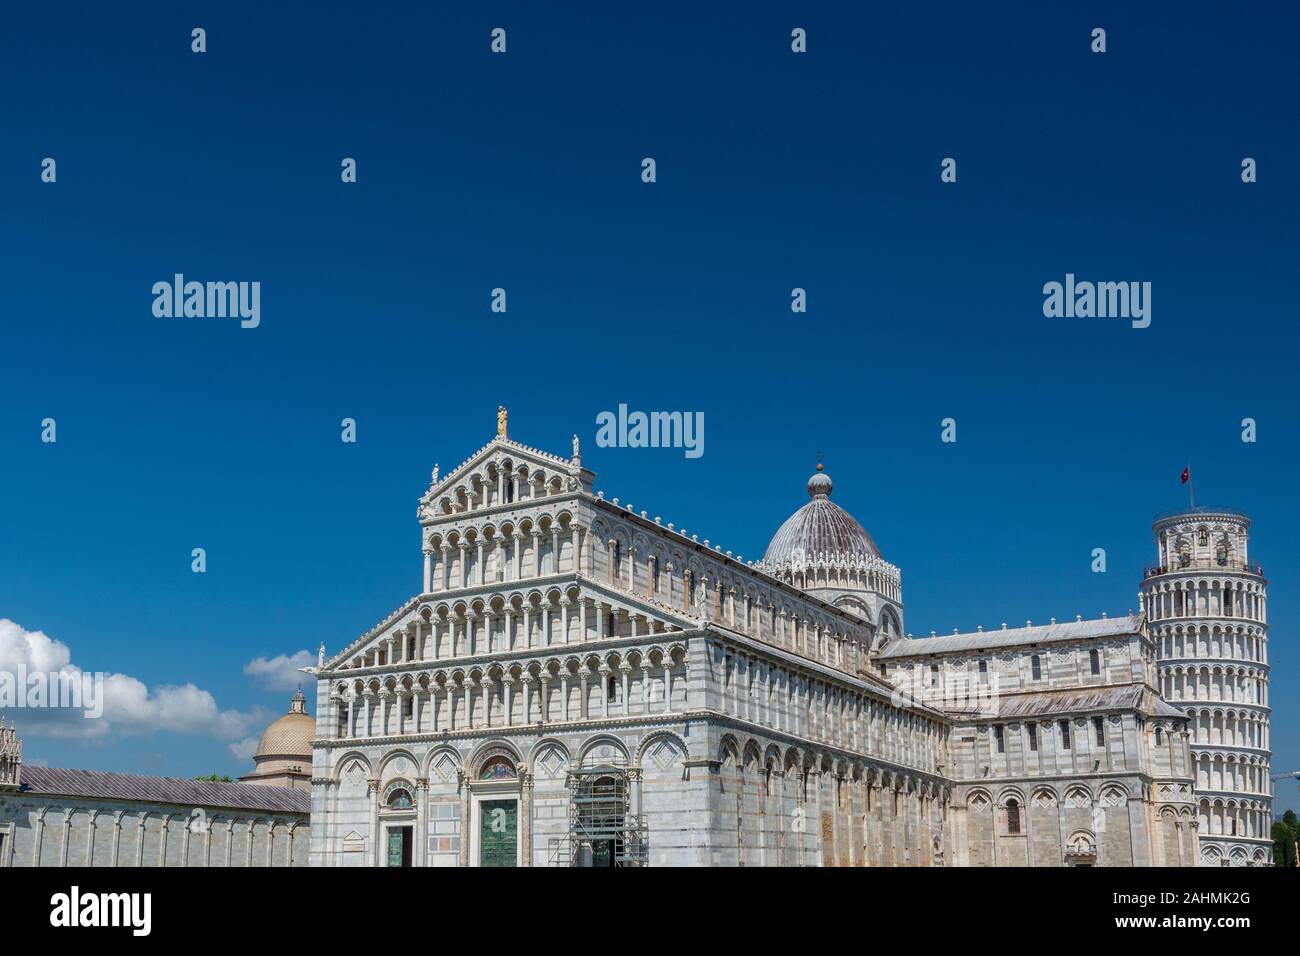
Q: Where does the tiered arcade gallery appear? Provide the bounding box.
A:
[308,418,1260,866]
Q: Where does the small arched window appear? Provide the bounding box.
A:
[1006,798,1021,834]
[1155,726,1164,746]
[1031,655,1042,681]
[1089,649,1101,675]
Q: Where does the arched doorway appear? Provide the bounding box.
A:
[470,754,521,867]
[381,782,416,867]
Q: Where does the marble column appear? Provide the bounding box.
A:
[520,769,534,867]
[415,778,429,867]
[521,674,534,723]
[367,780,381,866]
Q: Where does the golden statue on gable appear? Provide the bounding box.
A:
[497,406,508,438]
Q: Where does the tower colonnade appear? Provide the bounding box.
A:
[1140,508,1273,867]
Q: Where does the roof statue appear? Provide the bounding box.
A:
[497,406,508,438]
[0,719,21,789]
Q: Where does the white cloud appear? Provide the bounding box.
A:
[242,650,314,692]
[0,618,269,743]
[227,736,260,762]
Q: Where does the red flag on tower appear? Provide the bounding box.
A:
[1180,467,1190,485]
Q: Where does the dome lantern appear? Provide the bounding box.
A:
[763,464,880,566]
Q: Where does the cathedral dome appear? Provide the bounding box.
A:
[253,689,314,760]
[242,688,314,790]
[762,465,880,564]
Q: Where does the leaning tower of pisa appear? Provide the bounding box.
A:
[1140,509,1273,866]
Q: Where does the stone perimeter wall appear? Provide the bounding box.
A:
[0,794,308,867]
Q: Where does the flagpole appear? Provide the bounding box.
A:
[1187,462,1196,510]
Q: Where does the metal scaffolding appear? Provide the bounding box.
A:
[549,755,648,867]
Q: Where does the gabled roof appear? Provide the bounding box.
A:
[419,435,585,519]
[325,595,422,670]
[878,614,1143,658]
[17,766,310,814]
[940,684,1185,721]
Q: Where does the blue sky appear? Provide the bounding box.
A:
[0,2,1296,812]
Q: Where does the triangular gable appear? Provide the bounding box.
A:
[418,435,587,520]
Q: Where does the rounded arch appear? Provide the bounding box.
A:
[1064,785,1093,809]
[1030,785,1059,808]
[1098,782,1130,807]
[422,745,464,779]
[467,739,524,778]
[637,730,689,765]
[1065,829,1097,856]
[331,751,374,781]
[578,733,631,768]
[381,779,416,809]
[525,738,572,780]
[832,594,874,623]
[996,785,1026,806]
[378,748,421,779]
[762,742,784,768]
[782,745,802,774]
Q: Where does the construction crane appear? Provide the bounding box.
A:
[1271,770,1300,790]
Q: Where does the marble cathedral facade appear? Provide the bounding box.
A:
[307,414,1263,867]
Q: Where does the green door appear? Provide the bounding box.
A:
[386,828,404,867]
[479,799,518,867]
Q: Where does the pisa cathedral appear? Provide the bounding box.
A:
[308,414,1273,867]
